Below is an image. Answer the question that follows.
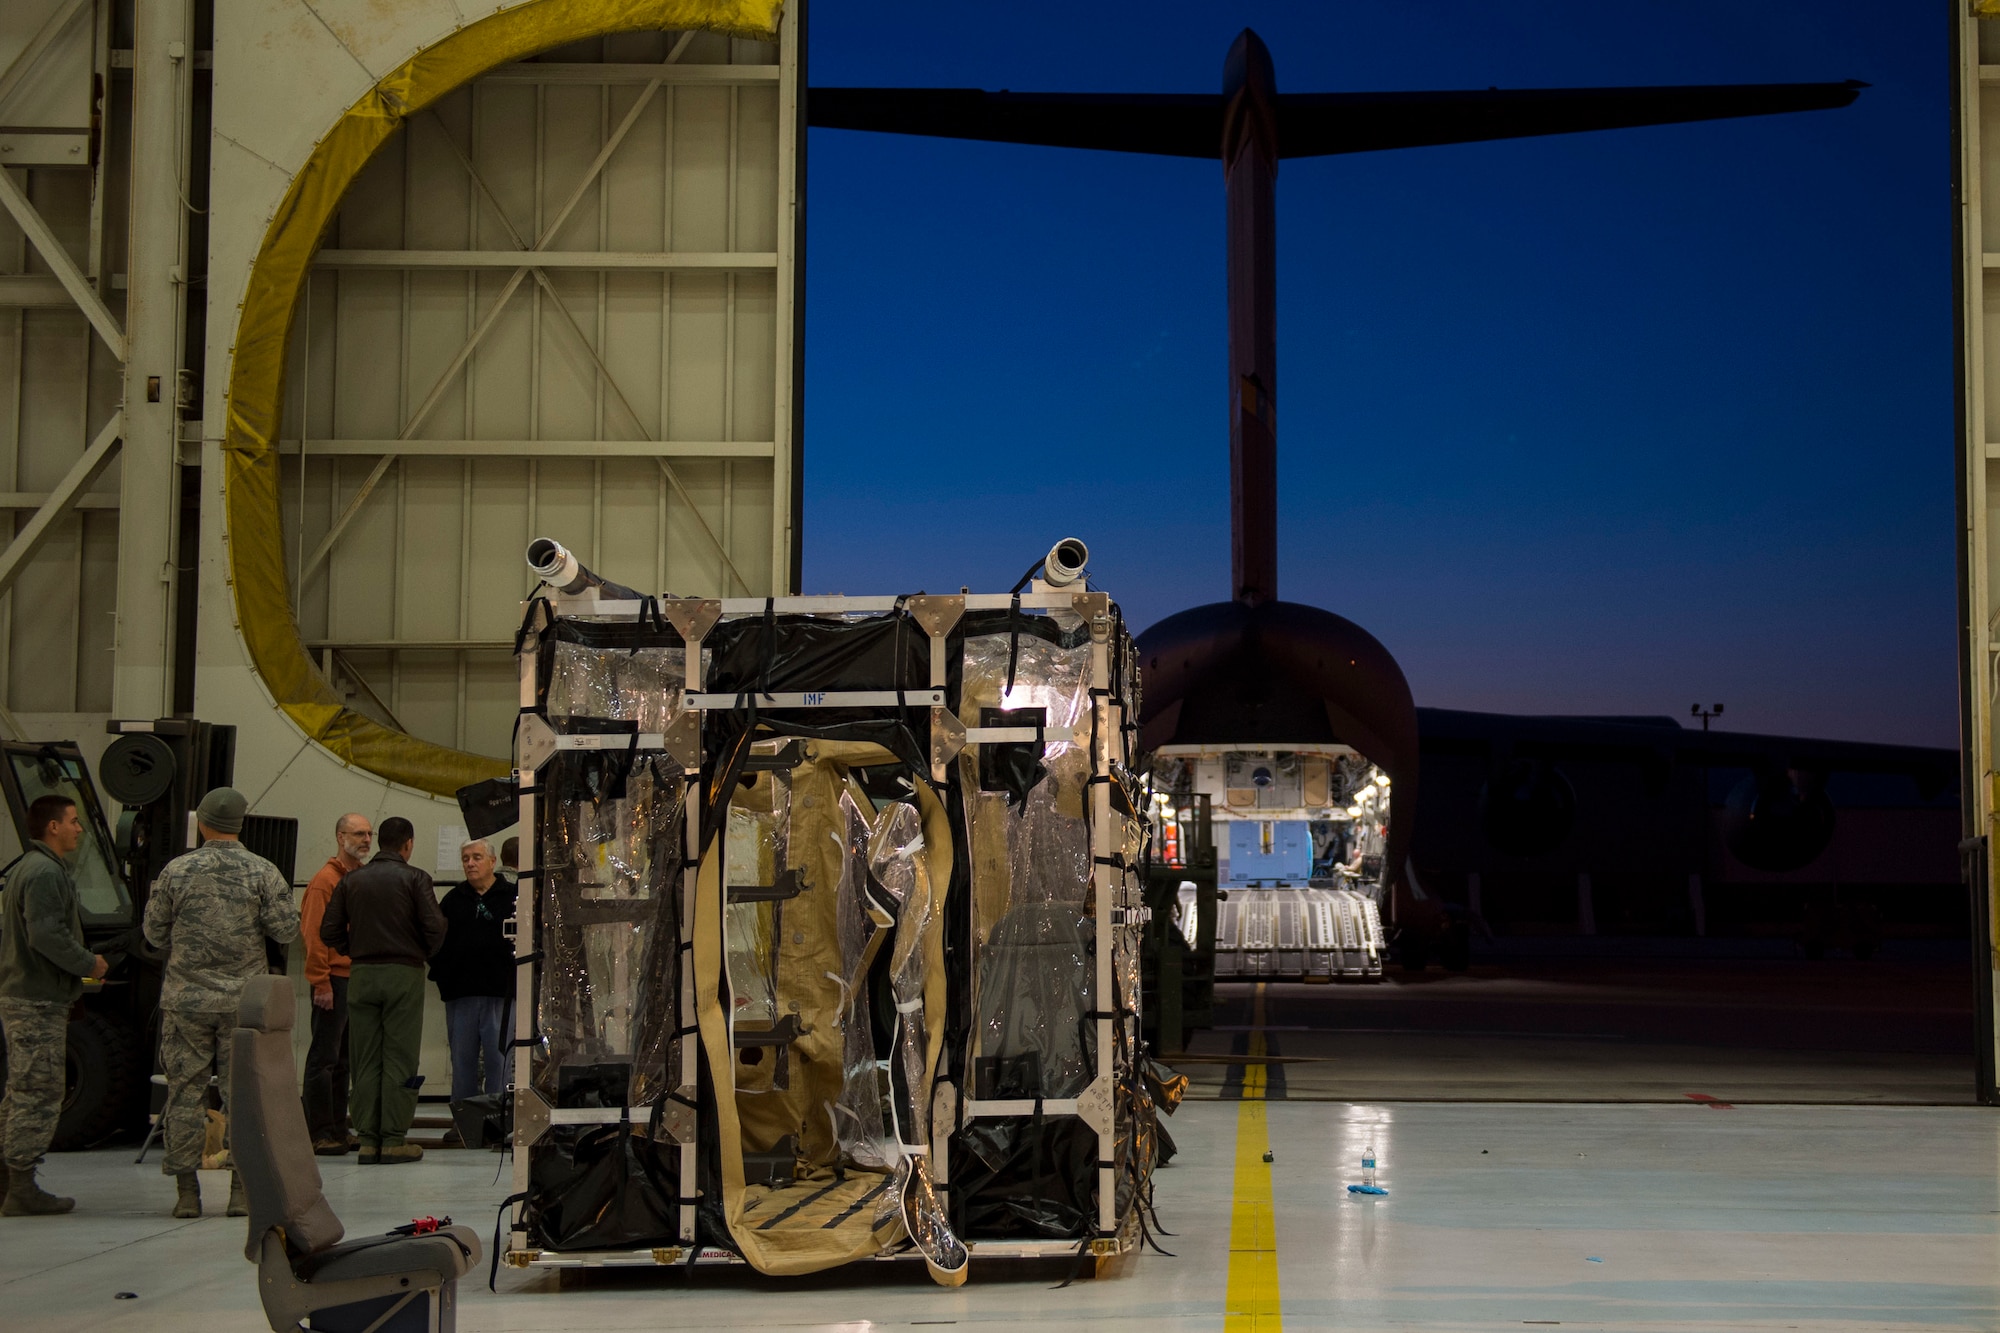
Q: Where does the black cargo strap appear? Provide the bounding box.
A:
[756,1178,846,1230]
[822,1180,889,1229]
[489,1191,529,1291]
[513,597,552,654]
[1005,593,1023,695]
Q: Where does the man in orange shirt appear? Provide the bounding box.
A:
[300,812,371,1155]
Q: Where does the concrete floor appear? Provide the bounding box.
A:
[1180,959,1977,1104]
[3,1097,1995,1331]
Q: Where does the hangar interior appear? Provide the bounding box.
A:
[0,0,1992,1330]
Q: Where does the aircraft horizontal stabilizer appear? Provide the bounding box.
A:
[806,81,1864,160]
[1274,81,1865,158]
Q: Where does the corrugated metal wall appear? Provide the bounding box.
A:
[277,30,785,760]
[0,0,123,723]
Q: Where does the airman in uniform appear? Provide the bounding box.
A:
[0,794,109,1216]
[142,787,297,1218]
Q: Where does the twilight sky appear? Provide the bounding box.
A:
[798,1,1955,748]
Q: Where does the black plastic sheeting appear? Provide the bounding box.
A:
[947,1115,1099,1240]
[524,1124,680,1251]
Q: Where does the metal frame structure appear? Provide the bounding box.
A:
[504,582,1144,1271]
[0,0,190,745]
[1953,4,2000,1107]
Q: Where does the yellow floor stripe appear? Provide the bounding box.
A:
[1225,983,1281,1331]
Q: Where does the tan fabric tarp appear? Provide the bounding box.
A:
[221,0,783,796]
[693,739,955,1275]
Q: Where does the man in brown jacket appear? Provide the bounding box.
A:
[320,817,445,1164]
[299,813,369,1154]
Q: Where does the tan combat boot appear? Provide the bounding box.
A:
[2,1166,76,1216]
[172,1171,201,1218]
[227,1172,248,1217]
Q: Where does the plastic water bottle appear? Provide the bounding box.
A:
[1362,1143,1377,1188]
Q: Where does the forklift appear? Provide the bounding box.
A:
[0,720,295,1149]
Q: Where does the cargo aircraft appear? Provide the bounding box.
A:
[810,31,1862,973]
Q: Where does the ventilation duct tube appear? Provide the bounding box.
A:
[1041,537,1089,588]
[526,537,646,602]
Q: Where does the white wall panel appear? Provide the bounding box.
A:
[201,2,798,880]
[1,152,122,722]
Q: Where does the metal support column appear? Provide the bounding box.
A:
[113,0,195,716]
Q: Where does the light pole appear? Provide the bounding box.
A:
[1691,703,1725,732]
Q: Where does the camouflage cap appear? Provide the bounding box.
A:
[195,786,248,834]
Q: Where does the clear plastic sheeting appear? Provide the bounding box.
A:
[894,1154,968,1287]
[537,750,684,1106]
[974,900,1091,1099]
[547,641,684,732]
[873,800,933,1149]
[724,780,789,1031]
[830,787,892,1170]
[961,630,1097,1101]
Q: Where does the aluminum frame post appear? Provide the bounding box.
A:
[113,0,195,715]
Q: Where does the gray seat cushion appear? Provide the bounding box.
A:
[297,1227,479,1286]
[233,978,346,1260]
[237,973,294,1033]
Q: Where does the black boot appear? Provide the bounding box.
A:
[172,1171,201,1219]
[1,1166,75,1216]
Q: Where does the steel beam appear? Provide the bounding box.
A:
[0,168,126,360]
[0,411,122,599]
[0,274,71,307]
[0,490,119,510]
[112,0,193,717]
[479,62,777,85]
[311,249,775,270]
[0,0,92,113]
[275,438,775,457]
[298,59,677,587]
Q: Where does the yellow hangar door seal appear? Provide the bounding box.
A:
[220,0,784,797]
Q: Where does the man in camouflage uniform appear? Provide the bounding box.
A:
[0,794,108,1216]
[142,787,296,1219]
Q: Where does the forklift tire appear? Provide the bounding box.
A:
[53,1009,144,1150]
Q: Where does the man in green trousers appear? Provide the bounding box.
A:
[320,817,446,1163]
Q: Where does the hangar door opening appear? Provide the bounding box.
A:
[275,27,797,765]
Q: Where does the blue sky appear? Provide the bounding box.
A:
[799,1,1955,747]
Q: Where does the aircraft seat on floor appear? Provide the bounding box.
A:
[230,975,480,1333]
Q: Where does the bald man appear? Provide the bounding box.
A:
[300,813,370,1154]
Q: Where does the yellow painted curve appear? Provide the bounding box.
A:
[221,0,783,796]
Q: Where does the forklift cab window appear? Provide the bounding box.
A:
[5,748,132,925]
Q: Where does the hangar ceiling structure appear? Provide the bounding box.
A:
[2,0,801,869]
[1954,4,2000,1105]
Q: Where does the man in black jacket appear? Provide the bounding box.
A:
[429,838,516,1106]
[320,818,445,1164]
